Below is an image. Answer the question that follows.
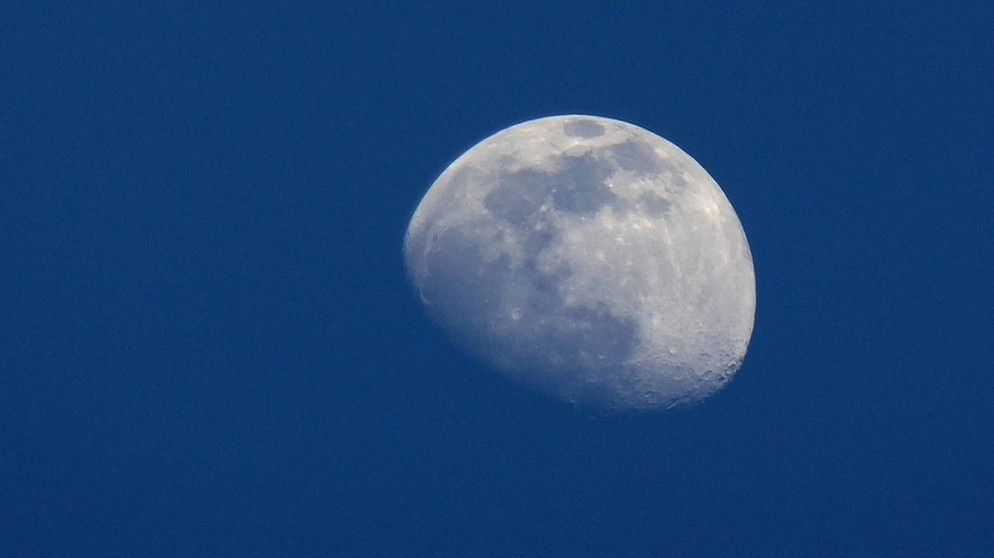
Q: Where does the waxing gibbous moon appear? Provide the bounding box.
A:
[404,115,755,411]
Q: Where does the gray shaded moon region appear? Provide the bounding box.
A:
[405,115,756,411]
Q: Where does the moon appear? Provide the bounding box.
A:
[404,115,755,411]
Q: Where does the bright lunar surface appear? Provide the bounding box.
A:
[404,115,755,411]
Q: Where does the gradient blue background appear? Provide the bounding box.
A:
[3,3,992,555]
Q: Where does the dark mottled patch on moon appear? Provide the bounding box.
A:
[563,119,605,138]
[515,256,567,315]
[521,223,558,256]
[502,274,640,376]
[608,139,662,175]
[418,228,511,331]
[484,153,618,222]
[542,304,639,368]
[484,169,552,225]
[548,154,616,214]
[638,192,673,216]
[419,221,641,377]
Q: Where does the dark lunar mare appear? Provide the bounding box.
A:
[562,118,606,138]
[478,154,642,389]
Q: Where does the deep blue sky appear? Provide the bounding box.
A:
[3,3,993,555]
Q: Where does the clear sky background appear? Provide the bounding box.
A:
[3,3,993,555]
